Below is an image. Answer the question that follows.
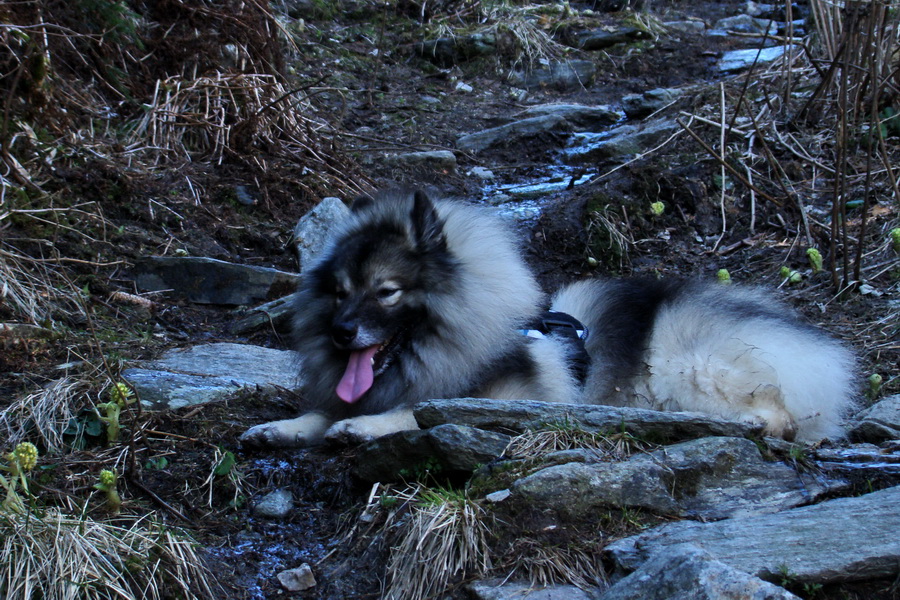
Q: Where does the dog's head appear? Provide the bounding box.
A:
[308,190,457,403]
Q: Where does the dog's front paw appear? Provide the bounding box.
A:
[240,414,332,448]
[324,419,377,445]
[240,422,299,448]
[324,411,419,445]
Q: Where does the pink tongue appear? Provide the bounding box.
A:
[336,345,380,403]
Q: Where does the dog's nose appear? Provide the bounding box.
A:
[332,321,358,347]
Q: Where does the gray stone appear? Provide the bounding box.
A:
[606,485,900,585]
[568,27,651,51]
[717,45,799,73]
[745,2,774,18]
[457,115,569,154]
[714,14,779,36]
[123,342,299,410]
[814,443,900,476]
[253,489,293,519]
[564,118,680,164]
[277,563,316,591]
[469,579,601,600]
[417,33,496,66]
[293,197,350,271]
[512,437,829,520]
[621,88,683,119]
[354,423,511,482]
[515,104,623,130]
[664,20,706,35]
[380,150,457,171]
[601,545,799,600]
[513,456,680,516]
[508,60,596,91]
[133,257,299,306]
[468,166,496,180]
[484,489,511,503]
[850,394,900,441]
[414,398,763,441]
[648,437,831,519]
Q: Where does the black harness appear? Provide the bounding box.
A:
[520,311,591,384]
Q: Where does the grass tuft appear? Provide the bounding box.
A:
[0,510,217,600]
[383,485,492,600]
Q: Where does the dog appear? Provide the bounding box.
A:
[241,189,856,447]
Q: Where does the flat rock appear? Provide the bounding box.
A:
[714,14,779,35]
[355,423,511,482]
[606,484,900,585]
[123,342,299,410]
[414,398,763,442]
[601,545,799,600]
[293,196,349,271]
[664,20,706,35]
[621,88,683,119]
[564,118,680,164]
[814,442,900,477]
[457,115,569,154]
[416,33,496,66]
[850,394,900,442]
[512,437,830,520]
[717,45,798,73]
[469,579,602,600]
[508,60,596,91]
[133,256,298,305]
[567,27,651,51]
[515,104,622,130]
[380,150,457,171]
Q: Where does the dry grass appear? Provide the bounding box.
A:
[502,538,605,590]
[126,72,368,197]
[0,377,91,454]
[0,510,217,600]
[383,485,492,600]
[0,249,83,326]
[504,423,651,462]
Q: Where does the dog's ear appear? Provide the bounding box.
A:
[350,194,375,213]
[411,190,446,252]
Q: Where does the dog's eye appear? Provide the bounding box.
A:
[334,288,349,301]
[376,286,402,305]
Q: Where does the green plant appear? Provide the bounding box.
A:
[780,266,803,284]
[868,373,883,399]
[94,468,123,514]
[891,228,900,252]
[716,269,732,284]
[0,442,38,513]
[204,448,244,509]
[96,381,135,444]
[806,248,823,273]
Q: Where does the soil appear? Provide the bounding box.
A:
[2,0,899,598]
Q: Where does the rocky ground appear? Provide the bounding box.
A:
[2,0,900,598]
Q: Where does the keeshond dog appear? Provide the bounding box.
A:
[241,190,856,447]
